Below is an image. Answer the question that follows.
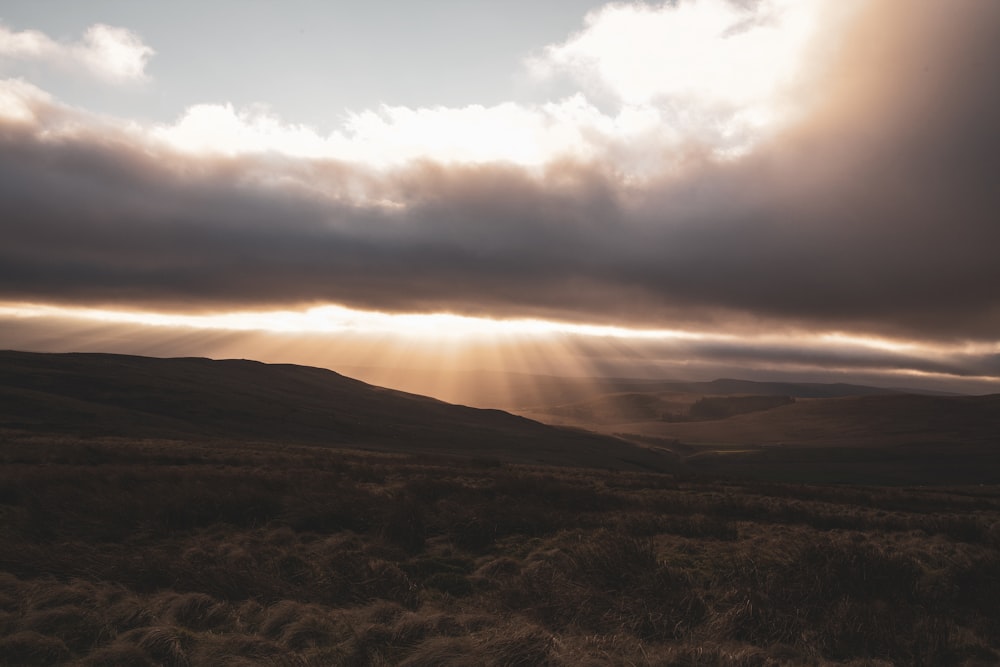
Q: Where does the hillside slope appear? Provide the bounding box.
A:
[0,350,672,471]
[604,393,1000,448]
[523,392,796,426]
[512,384,999,483]
[341,367,902,410]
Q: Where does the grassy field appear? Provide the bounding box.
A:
[1,431,999,666]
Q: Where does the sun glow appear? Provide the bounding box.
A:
[3,301,987,367]
[0,302,711,342]
[3,300,998,400]
[819,333,920,354]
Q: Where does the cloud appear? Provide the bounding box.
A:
[0,0,998,385]
[531,0,798,103]
[152,96,614,167]
[150,94,713,176]
[0,77,52,122]
[0,22,153,83]
[153,0,838,170]
[528,0,841,156]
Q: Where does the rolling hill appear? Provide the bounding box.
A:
[521,391,796,426]
[338,367,903,410]
[606,393,1000,448]
[517,382,1000,484]
[0,350,673,471]
[4,350,996,483]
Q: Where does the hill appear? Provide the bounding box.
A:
[0,350,672,471]
[519,384,1000,484]
[581,393,1000,448]
[342,366,904,410]
[523,391,796,426]
[4,350,996,484]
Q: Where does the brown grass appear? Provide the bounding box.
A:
[1,432,998,665]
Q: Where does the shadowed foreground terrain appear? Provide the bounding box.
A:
[1,351,999,664]
[1,434,999,665]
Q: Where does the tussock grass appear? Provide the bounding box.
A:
[158,591,233,632]
[20,605,107,653]
[0,630,71,666]
[1,433,999,664]
[80,642,155,667]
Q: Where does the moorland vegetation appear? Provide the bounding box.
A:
[1,432,998,666]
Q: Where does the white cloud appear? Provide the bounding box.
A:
[76,24,153,83]
[151,94,688,176]
[0,22,153,83]
[0,25,55,59]
[151,96,601,166]
[3,1,836,176]
[151,103,332,158]
[0,78,52,123]
[531,0,819,105]
[333,96,612,167]
[530,0,829,152]
[148,0,834,173]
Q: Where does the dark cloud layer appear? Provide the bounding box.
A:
[1,1,999,345]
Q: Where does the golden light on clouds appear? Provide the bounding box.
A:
[0,302,710,342]
[4,301,993,361]
[2,299,999,400]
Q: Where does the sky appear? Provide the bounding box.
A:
[1,0,999,400]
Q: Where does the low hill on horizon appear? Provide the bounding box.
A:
[602,393,1000,448]
[523,391,797,426]
[340,365,919,411]
[513,380,1000,484]
[0,350,672,471]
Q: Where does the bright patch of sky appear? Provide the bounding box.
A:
[0,0,828,173]
[0,1,608,126]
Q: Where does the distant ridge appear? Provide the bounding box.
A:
[670,378,898,398]
[604,392,1000,448]
[0,350,673,471]
[339,366,917,410]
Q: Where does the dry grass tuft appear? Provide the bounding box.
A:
[21,604,108,653]
[160,591,233,631]
[0,630,72,666]
[278,613,344,650]
[478,623,559,666]
[189,633,288,666]
[80,642,156,667]
[123,625,194,667]
[396,635,476,667]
